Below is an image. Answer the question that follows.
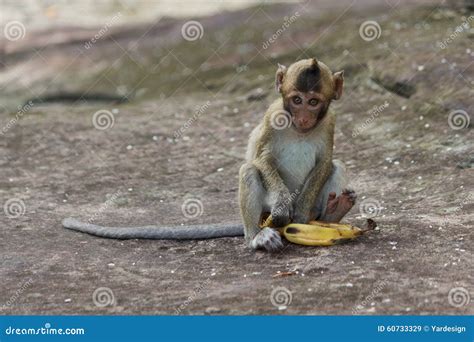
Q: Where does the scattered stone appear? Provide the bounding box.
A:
[205,307,222,314]
[456,158,473,169]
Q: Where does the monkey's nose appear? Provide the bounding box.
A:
[299,118,309,126]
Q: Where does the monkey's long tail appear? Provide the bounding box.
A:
[62,218,244,240]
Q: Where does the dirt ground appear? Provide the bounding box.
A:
[0,0,473,315]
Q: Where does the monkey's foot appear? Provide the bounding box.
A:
[323,189,357,223]
[250,228,283,252]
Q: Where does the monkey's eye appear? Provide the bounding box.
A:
[309,98,319,106]
[292,96,302,105]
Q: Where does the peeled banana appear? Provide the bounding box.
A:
[261,215,376,246]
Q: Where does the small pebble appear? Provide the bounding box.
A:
[205,307,221,314]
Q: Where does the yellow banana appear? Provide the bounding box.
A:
[261,215,376,246]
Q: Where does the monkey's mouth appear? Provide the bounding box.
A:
[293,122,318,134]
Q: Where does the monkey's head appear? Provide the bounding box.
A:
[275,58,344,133]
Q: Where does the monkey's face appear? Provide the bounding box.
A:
[275,58,344,134]
[284,90,328,133]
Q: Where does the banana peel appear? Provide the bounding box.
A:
[260,215,377,246]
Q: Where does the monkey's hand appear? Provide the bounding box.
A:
[292,198,314,224]
[270,190,293,227]
[292,210,313,224]
[250,228,283,251]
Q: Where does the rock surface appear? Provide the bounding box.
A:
[0,0,472,315]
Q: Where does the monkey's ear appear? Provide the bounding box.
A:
[333,70,344,100]
[275,63,287,93]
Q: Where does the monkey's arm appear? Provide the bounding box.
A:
[252,114,289,194]
[253,148,288,194]
[253,147,293,227]
[62,218,243,239]
[293,155,333,223]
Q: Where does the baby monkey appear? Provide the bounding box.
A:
[239,57,356,251]
[62,58,356,252]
